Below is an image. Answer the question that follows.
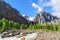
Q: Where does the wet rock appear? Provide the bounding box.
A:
[19,33,38,40]
[1,30,21,38]
[18,36,26,40]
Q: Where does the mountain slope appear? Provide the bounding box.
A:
[0,1,28,24]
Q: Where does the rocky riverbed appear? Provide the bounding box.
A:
[0,30,60,40]
[1,30,35,38]
[0,30,38,40]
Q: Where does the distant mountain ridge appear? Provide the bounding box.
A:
[0,1,28,24]
[33,11,60,24]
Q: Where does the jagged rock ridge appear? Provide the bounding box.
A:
[34,11,59,24]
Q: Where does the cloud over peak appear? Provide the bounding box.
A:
[32,2,43,12]
[50,0,60,17]
[32,0,60,18]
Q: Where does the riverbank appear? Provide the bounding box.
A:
[1,29,35,38]
[1,30,60,40]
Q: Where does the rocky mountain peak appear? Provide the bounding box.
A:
[34,11,59,24]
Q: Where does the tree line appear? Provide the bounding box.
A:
[0,18,60,31]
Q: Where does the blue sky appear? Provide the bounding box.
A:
[4,0,53,17]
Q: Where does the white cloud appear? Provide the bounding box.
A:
[42,2,51,7]
[32,2,43,12]
[32,0,60,18]
[22,15,25,17]
[38,0,51,7]
[52,12,60,18]
[38,0,60,18]
[29,17,34,21]
[27,17,34,21]
[50,0,60,17]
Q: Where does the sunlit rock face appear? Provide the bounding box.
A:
[34,11,59,24]
[0,0,28,24]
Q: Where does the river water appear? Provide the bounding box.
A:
[0,33,38,40]
[0,35,19,40]
[0,34,23,40]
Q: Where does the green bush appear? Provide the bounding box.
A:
[0,18,60,32]
[9,21,14,30]
[0,20,2,30]
[20,24,25,29]
[57,24,60,31]
[35,23,42,29]
[46,23,51,30]
[14,22,20,29]
[1,18,8,31]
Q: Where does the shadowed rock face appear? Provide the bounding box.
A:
[34,11,59,24]
[0,0,3,2]
[0,1,28,24]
